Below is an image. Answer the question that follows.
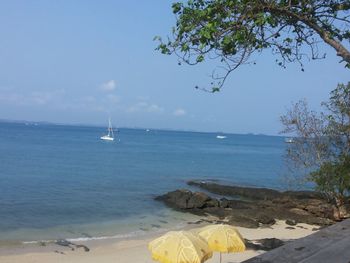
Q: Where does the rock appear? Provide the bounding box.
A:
[155,189,193,209]
[156,183,337,228]
[256,214,276,225]
[220,198,229,208]
[56,239,73,247]
[188,181,282,200]
[227,215,259,228]
[305,203,335,220]
[225,200,252,209]
[244,240,262,251]
[258,238,285,250]
[272,198,297,208]
[75,244,90,252]
[205,198,220,208]
[188,220,202,225]
[289,208,311,216]
[187,192,211,209]
[286,219,297,226]
[203,207,228,219]
[303,216,334,226]
[155,190,218,210]
[245,238,285,251]
[283,191,323,200]
[286,226,295,229]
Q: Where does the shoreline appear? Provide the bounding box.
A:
[0,213,208,255]
[0,219,319,263]
[0,180,335,262]
[0,209,204,246]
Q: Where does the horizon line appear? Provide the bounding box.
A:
[0,117,283,137]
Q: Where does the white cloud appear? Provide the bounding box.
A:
[100,80,116,91]
[126,102,164,113]
[173,108,186,116]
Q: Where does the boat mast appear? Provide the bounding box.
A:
[108,118,114,138]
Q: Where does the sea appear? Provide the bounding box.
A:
[0,121,288,243]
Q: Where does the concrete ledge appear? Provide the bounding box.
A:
[243,219,350,263]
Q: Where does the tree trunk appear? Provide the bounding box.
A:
[267,6,350,66]
[335,196,350,219]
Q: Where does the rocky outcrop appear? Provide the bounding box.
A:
[187,181,283,200]
[188,180,322,200]
[227,214,260,228]
[156,181,337,227]
[155,190,219,210]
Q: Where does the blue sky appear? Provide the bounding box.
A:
[0,1,349,135]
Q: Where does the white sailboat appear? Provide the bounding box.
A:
[285,137,294,143]
[100,118,115,141]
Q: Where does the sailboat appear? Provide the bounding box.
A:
[100,118,115,141]
[285,137,294,143]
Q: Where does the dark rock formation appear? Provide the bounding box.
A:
[155,189,218,210]
[56,239,73,247]
[286,219,297,226]
[55,239,90,252]
[258,238,285,250]
[76,244,90,252]
[188,181,282,200]
[256,214,276,225]
[155,181,337,228]
[220,198,253,209]
[245,238,285,251]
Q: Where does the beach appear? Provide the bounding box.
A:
[0,220,318,263]
[0,123,325,262]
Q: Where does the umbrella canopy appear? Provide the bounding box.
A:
[196,224,246,253]
[148,230,213,263]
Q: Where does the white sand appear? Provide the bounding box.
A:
[0,220,318,263]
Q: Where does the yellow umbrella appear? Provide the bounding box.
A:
[196,224,245,263]
[148,230,213,263]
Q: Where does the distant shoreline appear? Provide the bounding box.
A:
[0,118,283,137]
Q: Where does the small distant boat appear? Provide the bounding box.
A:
[146,129,150,132]
[216,135,227,139]
[285,138,294,143]
[100,118,115,141]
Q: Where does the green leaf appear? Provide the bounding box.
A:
[196,55,204,62]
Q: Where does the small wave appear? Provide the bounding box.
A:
[21,215,193,245]
[22,229,151,244]
[67,230,146,242]
[23,240,53,244]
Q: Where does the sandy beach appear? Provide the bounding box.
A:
[0,220,318,263]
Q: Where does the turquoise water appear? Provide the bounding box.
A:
[0,121,286,241]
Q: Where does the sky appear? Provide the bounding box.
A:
[0,1,349,135]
